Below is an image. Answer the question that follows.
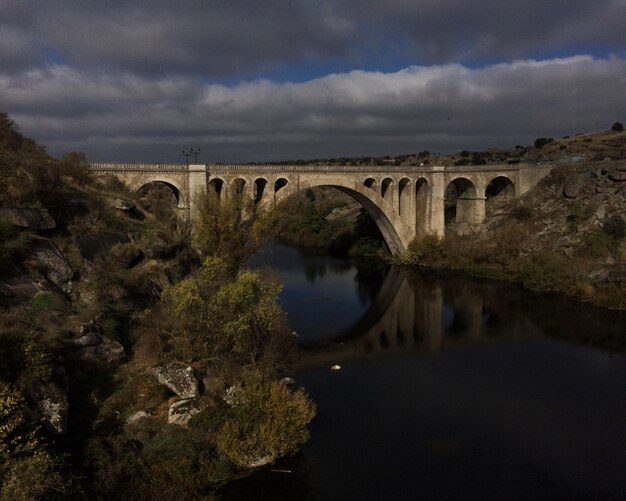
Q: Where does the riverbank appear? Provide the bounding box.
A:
[401,161,626,310]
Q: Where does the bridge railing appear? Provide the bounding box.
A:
[88,163,188,171]
[87,162,535,173]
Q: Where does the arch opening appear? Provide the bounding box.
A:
[381,177,394,201]
[485,176,515,200]
[274,178,288,194]
[136,181,181,228]
[253,178,268,204]
[274,184,404,256]
[364,177,377,190]
[445,177,477,226]
[209,178,224,197]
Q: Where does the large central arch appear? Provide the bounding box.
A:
[270,178,408,256]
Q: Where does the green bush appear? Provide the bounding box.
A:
[30,292,66,315]
[518,252,566,292]
[583,230,619,257]
[216,371,316,468]
[401,235,444,266]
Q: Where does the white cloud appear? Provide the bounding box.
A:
[2,56,625,162]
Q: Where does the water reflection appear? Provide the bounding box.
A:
[300,264,626,368]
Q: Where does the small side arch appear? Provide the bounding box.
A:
[445,177,477,225]
[253,178,268,204]
[485,175,515,199]
[274,178,288,194]
[209,177,224,197]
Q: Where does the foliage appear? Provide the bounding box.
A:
[603,216,626,241]
[1,451,70,500]
[582,230,619,258]
[216,370,316,467]
[156,257,294,377]
[401,235,444,266]
[518,252,566,292]
[194,190,277,274]
[534,137,554,149]
[611,122,624,132]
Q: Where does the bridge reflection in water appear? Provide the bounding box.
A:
[298,266,547,369]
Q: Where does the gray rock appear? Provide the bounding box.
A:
[30,237,73,293]
[246,454,275,469]
[126,411,150,425]
[81,337,126,365]
[563,173,588,198]
[0,207,56,230]
[74,331,101,347]
[608,170,626,182]
[0,276,43,303]
[153,362,198,399]
[168,398,199,426]
[113,199,135,211]
[33,384,69,435]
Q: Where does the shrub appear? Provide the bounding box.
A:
[603,216,626,241]
[518,252,566,292]
[611,122,624,132]
[402,235,444,266]
[534,137,554,149]
[583,230,619,258]
[216,371,316,468]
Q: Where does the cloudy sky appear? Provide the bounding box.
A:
[1,0,625,163]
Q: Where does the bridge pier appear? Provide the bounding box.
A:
[456,196,487,225]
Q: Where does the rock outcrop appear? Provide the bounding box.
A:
[0,207,56,230]
[167,398,199,426]
[30,237,74,293]
[153,362,199,399]
[32,383,69,435]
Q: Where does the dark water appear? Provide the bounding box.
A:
[223,242,626,501]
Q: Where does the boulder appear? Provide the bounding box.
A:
[0,207,55,230]
[126,411,150,425]
[30,237,73,293]
[608,170,626,182]
[113,199,135,211]
[74,331,101,347]
[0,276,43,304]
[153,362,199,399]
[563,173,588,198]
[81,337,126,365]
[168,398,199,426]
[33,383,69,435]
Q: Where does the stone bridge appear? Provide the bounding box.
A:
[87,162,552,255]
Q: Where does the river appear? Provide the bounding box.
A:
[222,242,626,500]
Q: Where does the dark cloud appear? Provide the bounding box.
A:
[2,1,625,78]
[3,57,624,162]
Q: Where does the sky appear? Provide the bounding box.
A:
[1,0,625,163]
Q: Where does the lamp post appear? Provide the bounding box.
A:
[182,148,201,164]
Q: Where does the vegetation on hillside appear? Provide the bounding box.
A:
[0,113,315,499]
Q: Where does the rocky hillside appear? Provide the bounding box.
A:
[406,159,626,309]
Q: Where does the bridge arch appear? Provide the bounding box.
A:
[272,179,408,256]
[209,177,224,197]
[445,177,478,225]
[131,177,187,208]
[485,175,515,199]
[253,177,268,204]
[274,178,288,195]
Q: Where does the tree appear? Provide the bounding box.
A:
[611,122,624,132]
[193,189,277,275]
[216,370,316,468]
[534,137,554,149]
